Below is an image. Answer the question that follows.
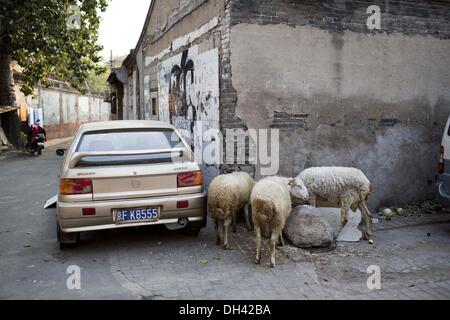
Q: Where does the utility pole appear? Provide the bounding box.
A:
[110,50,114,69]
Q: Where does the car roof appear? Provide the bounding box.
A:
[78,120,175,133]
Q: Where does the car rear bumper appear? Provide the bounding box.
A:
[57,192,207,233]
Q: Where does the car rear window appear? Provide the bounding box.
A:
[75,129,185,167]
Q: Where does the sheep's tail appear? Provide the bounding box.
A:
[252,197,275,224]
[212,208,227,220]
[209,208,225,220]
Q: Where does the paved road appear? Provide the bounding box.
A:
[0,142,449,300]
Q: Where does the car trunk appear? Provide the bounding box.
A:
[64,128,201,201]
[91,168,179,201]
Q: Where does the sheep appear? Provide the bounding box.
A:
[294,167,374,239]
[251,176,309,268]
[208,172,255,250]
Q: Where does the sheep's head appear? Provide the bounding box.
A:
[288,177,309,202]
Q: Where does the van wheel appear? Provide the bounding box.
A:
[57,222,80,249]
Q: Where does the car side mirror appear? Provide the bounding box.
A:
[56,149,66,156]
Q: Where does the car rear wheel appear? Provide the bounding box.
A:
[57,221,80,249]
[183,225,201,236]
[183,219,206,236]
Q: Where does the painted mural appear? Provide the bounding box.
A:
[157,46,220,156]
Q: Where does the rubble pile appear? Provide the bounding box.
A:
[377,198,444,219]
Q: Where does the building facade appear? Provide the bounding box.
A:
[111,0,450,209]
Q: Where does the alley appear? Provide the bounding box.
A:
[0,142,449,300]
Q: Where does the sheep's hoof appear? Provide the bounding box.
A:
[223,244,232,250]
[270,261,276,268]
[364,231,373,240]
[255,259,261,265]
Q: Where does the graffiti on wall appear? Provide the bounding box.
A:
[157,46,219,155]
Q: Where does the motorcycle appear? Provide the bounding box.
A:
[25,133,46,155]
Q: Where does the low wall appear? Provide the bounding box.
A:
[15,83,111,139]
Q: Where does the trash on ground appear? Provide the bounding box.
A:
[44,195,58,209]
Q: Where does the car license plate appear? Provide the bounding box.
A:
[114,207,160,224]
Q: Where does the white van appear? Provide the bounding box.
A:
[436,116,450,207]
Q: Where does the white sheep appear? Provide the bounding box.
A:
[251,176,309,268]
[208,172,255,250]
[295,167,374,239]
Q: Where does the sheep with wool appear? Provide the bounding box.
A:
[295,167,374,239]
[251,176,309,268]
[208,172,255,250]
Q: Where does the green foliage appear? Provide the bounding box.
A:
[0,0,109,96]
[85,54,128,93]
[112,54,127,67]
[85,63,110,92]
[19,131,28,144]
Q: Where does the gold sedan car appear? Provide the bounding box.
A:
[56,120,207,248]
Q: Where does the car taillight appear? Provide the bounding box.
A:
[177,201,189,209]
[438,145,445,174]
[60,179,93,195]
[177,171,203,188]
[82,208,96,216]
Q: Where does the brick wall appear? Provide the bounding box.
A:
[231,0,450,39]
[218,0,256,176]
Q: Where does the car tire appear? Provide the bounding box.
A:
[183,226,201,236]
[57,221,80,249]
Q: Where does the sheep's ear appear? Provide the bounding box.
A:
[288,178,296,187]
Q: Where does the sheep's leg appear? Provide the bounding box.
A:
[255,223,262,265]
[223,216,233,250]
[338,201,351,236]
[277,232,285,247]
[244,203,254,231]
[359,201,373,240]
[214,219,220,246]
[280,232,284,247]
[232,210,237,233]
[309,194,317,207]
[269,228,280,268]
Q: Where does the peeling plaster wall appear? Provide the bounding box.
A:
[143,0,226,185]
[229,3,450,209]
[144,75,151,119]
[157,46,220,153]
[144,0,224,59]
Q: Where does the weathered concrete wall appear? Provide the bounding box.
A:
[15,83,111,139]
[144,0,224,60]
[228,0,450,209]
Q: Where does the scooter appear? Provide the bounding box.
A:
[25,133,46,155]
